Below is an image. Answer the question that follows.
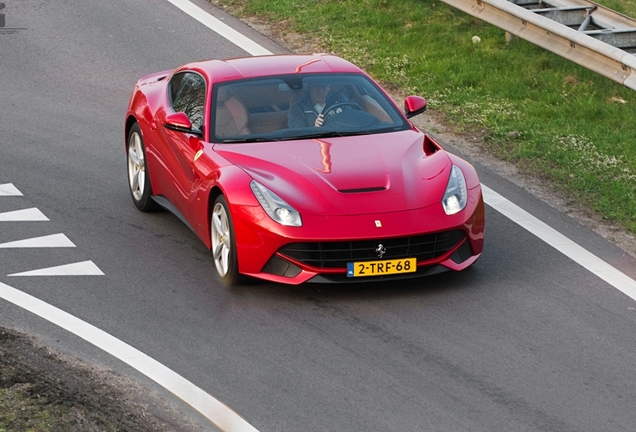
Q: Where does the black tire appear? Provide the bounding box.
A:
[211,195,243,286]
[127,123,159,212]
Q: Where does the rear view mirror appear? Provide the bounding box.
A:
[164,112,202,136]
[404,96,427,118]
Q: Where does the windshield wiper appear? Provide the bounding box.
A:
[221,137,280,143]
[281,130,373,141]
[222,128,386,143]
[281,131,345,141]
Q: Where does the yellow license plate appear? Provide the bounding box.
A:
[347,258,416,277]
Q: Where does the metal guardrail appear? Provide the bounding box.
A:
[439,0,636,90]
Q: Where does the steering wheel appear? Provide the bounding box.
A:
[323,102,363,118]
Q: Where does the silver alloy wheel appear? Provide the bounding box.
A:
[127,131,145,202]
[211,201,232,277]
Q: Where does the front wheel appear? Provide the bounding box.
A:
[211,195,242,286]
[127,123,159,212]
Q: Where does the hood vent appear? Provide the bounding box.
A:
[338,187,386,194]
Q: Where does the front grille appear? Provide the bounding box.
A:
[279,230,466,269]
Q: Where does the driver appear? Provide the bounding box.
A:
[287,82,347,128]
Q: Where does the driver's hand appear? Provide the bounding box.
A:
[314,114,324,127]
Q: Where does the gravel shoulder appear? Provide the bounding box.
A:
[0,327,205,432]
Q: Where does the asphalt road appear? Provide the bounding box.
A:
[1,1,636,431]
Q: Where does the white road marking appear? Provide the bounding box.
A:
[165,0,273,56]
[0,183,23,196]
[0,234,75,249]
[482,185,636,301]
[0,208,49,221]
[0,281,259,432]
[8,260,104,277]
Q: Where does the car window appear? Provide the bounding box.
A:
[211,73,408,143]
[170,72,205,130]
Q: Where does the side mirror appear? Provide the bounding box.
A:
[164,112,202,136]
[404,96,427,119]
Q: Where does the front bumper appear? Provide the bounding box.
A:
[232,186,485,285]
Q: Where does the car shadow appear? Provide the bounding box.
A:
[232,264,484,303]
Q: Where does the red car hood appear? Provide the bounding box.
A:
[215,130,452,216]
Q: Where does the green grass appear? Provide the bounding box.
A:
[217,0,636,233]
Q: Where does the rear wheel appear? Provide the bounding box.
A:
[211,195,242,286]
[127,123,158,212]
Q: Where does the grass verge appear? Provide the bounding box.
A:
[215,0,636,234]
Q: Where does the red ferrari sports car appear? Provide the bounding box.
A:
[125,54,484,285]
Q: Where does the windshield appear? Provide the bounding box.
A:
[211,73,408,143]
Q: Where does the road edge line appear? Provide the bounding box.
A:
[482,184,636,301]
[0,281,259,432]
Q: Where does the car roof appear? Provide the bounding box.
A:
[178,54,365,82]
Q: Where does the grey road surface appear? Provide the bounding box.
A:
[1,1,636,431]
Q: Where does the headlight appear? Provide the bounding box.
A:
[250,180,302,227]
[442,165,467,215]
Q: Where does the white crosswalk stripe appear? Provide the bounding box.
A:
[0,234,76,248]
[0,183,23,196]
[0,207,49,221]
[8,260,104,277]
[1,184,103,276]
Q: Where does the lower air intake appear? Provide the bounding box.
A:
[279,230,465,269]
